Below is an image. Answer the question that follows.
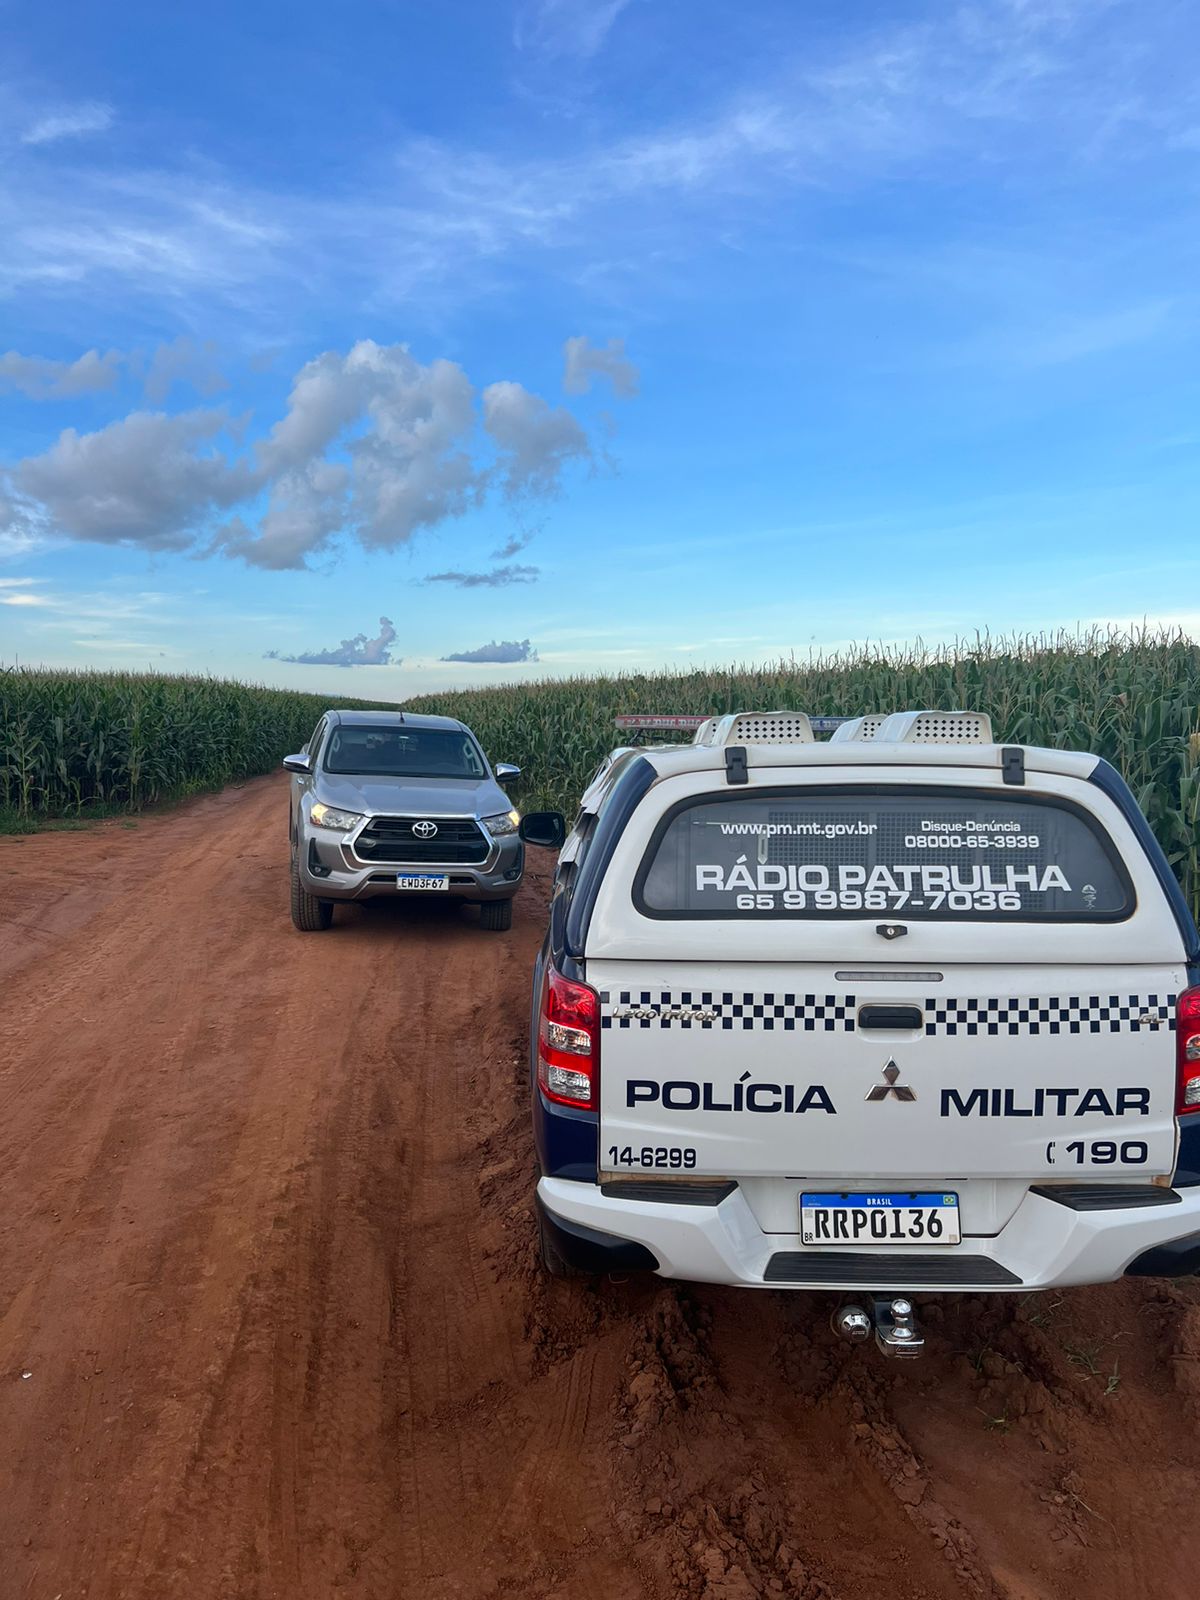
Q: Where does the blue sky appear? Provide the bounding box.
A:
[2,0,1199,698]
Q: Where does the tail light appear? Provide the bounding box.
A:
[1177,988,1200,1115]
[538,965,600,1109]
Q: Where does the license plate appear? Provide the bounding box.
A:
[396,873,448,891]
[800,1191,960,1247]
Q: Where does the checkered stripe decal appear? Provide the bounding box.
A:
[599,991,1177,1036]
[923,995,1177,1037]
[600,992,856,1031]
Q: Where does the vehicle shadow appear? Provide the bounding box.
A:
[330,895,497,937]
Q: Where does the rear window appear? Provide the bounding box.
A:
[634,787,1134,921]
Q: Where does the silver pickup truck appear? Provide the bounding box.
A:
[283,709,524,932]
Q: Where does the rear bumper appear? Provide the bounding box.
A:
[537,1176,1200,1290]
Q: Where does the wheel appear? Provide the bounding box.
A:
[538,1207,580,1278]
[479,897,514,932]
[290,849,334,931]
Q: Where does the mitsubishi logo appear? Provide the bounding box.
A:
[412,820,438,839]
[865,1059,916,1103]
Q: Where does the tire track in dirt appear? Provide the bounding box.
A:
[2,773,1200,1599]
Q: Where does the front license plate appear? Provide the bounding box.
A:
[396,873,448,891]
[800,1191,960,1247]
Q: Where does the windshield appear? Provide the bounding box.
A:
[323,726,486,779]
[635,786,1134,921]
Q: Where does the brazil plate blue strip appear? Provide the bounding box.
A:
[802,1192,958,1208]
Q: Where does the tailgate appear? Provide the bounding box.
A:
[593,960,1181,1182]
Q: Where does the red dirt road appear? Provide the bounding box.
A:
[3,773,1200,1600]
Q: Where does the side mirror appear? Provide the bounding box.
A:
[519,810,567,849]
[282,753,311,774]
[495,762,522,782]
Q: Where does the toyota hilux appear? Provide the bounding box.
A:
[285,709,524,931]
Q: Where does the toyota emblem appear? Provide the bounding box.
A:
[413,820,438,839]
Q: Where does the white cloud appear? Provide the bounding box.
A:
[0,582,179,627]
[0,348,122,399]
[483,381,591,497]
[223,345,592,567]
[441,637,538,664]
[1,3,1181,320]
[0,480,41,557]
[14,409,251,551]
[21,101,113,146]
[0,166,290,305]
[337,345,481,552]
[562,335,639,397]
[221,341,487,568]
[514,0,634,60]
[0,337,226,411]
[426,563,541,588]
[216,463,351,572]
[267,615,399,667]
[140,336,228,403]
[492,527,536,559]
[68,637,174,654]
[3,341,600,570]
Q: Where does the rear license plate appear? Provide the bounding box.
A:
[396,873,448,891]
[800,1192,960,1247]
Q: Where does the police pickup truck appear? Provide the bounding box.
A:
[518,709,1200,1356]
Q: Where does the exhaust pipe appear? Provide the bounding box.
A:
[832,1304,872,1344]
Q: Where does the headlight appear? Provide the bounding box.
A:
[483,809,521,837]
[310,801,364,831]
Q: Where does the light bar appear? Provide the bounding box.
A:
[614,714,709,730]
[615,713,852,733]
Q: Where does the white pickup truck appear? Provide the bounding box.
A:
[524,710,1200,1356]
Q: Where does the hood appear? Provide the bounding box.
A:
[313,772,511,819]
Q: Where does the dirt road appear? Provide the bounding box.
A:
[3,773,1200,1600]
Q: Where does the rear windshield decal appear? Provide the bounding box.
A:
[634,786,1134,922]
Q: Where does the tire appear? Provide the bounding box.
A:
[290,849,334,931]
[538,1207,580,1278]
[479,897,514,932]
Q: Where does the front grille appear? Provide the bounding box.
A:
[355,816,489,865]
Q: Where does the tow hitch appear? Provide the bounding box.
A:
[832,1297,925,1359]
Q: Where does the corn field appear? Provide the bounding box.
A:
[6,633,1199,921]
[406,628,1200,923]
[0,667,394,820]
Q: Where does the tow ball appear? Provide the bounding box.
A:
[832,1297,925,1359]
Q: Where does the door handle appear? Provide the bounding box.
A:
[858,1004,923,1030]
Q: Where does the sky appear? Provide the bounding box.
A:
[2,0,1199,700]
